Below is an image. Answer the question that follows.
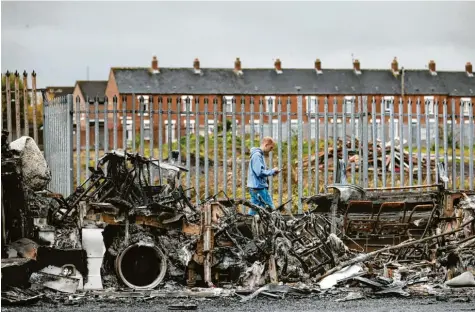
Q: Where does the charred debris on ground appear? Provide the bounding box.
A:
[1,131,475,305]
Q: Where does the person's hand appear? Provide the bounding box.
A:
[273,167,281,175]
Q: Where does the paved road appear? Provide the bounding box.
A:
[3,297,474,312]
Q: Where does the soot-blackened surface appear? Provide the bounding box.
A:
[2,297,473,312]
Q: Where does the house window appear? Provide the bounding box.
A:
[344,96,355,114]
[461,98,472,116]
[137,95,149,115]
[181,96,193,115]
[253,119,261,133]
[382,96,394,112]
[306,96,317,114]
[424,96,435,115]
[265,96,276,113]
[184,119,196,134]
[290,119,298,136]
[272,120,280,140]
[207,120,216,134]
[143,120,151,140]
[223,96,234,115]
[165,120,177,142]
[125,118,133,142]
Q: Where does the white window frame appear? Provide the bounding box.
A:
[265,96,276,113]
[461,97,472,117]
[164,120,177,142]
[344,96,355,114]
[223,96,234,115]
[306,96,317,114]
[383,96,394,112]
[181,95,193,115]
[424,96,435,115]
[137,95,150,116]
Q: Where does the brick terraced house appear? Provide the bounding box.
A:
[74,56,474,148]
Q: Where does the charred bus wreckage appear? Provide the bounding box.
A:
[1,132,474,305]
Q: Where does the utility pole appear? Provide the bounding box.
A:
[87,66,89,80]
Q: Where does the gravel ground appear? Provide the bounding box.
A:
[3,297,474,312]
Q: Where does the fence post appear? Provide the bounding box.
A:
[297,90,303,214]
[67,94,74,195]
[5,72,12,142]
[76,96,81,186]
[14,72,21,140]
[314,97,320,194]
[31,71,38,143]
[362,96,369,188]
[22,71,29,137]
[459,99,465,189]
[372,97,378,188]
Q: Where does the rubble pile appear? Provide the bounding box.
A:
[297,138,437,179]
[1,132,475,306]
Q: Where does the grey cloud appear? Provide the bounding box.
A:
[2,1,474,88]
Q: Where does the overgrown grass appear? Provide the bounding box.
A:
[73,133,475,213]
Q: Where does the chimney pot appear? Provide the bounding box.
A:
[315,58,322,73]
[353,59,361,73]
[429,60,436,73]
[466,62,473,76]
[274,58,282,73]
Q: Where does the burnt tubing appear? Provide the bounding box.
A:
[115,243,167,289]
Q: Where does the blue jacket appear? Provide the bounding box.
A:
[247,147,275,189]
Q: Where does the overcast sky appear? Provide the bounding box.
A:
[2,1,474,88]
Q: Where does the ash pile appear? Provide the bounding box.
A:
[2,132,475,306]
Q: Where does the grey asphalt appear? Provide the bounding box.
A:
[3,297,474,312]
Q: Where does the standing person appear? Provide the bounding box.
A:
[247,137,281,215]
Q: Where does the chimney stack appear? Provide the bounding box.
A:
[466,62,473,77]
[429,60,437,75]
[353,59,361,74]
[274,58,283,74]
[193,58,201,74]
[315,58,322,74]
[234,57,242,71]
[151,56,159,73]
[391,57,399,73]
[234,57,243,76]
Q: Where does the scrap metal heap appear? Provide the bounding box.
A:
[2,133,475,305]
